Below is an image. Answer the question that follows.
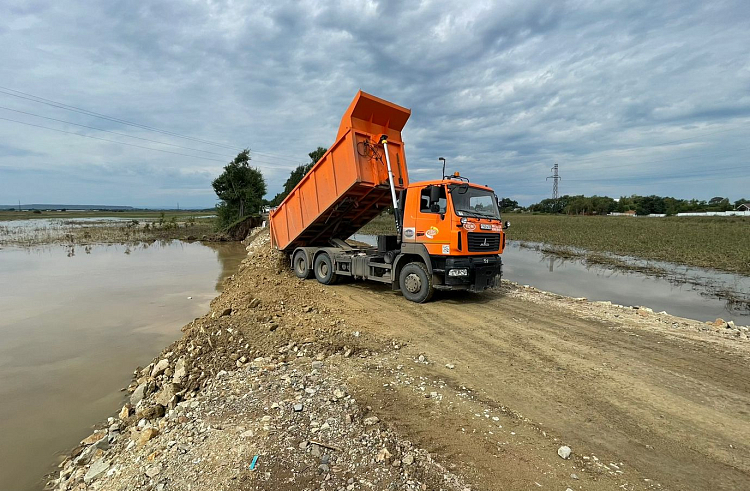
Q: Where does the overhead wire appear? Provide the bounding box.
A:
[0,85,309,164]
[0,105,234,158]
[0,116,296,169]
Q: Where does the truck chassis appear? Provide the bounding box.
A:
[290,237,502,303]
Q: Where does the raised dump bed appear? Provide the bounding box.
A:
[270,91,410,252]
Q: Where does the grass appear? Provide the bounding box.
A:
[357,212,750,275]
[504,213,750,275]
[357,214,397,236]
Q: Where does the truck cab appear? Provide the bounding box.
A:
[393,177,506,301]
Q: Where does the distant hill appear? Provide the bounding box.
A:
[0,204,135,211]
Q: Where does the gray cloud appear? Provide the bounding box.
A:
[0,0,748,207]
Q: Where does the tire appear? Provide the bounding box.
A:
[399,262,434,303]
[292,250,313,279]
[313,253,338,285]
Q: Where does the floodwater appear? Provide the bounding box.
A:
[349,235,750,324]
[0,240,247,491]
[503,242,750,324]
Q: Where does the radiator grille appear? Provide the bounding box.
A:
[467,232,500,252]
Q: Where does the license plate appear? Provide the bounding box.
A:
[480,224,492,230]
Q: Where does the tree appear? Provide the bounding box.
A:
[270,146,327,206]
[212,149,266,227]
[498,198,518,213]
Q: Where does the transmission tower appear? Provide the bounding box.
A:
[546,163,561,211]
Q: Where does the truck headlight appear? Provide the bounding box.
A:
[448,268,468,277]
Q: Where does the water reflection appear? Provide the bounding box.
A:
[504,242,750,323]
[0,240,246,491]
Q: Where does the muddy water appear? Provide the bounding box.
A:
[0,240,246,491]
[504,242,750,324]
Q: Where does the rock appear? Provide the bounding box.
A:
[445,363,455,369]
[83,458,109,484]
[138,427,159,446]
[119,405,132,420]
[218,307,232,317]
[151,359,170,378]
[417,354,426,363]
[558,445,572,459]
[294,403,304,412]
[311,361,324,370]
[154,384,180,407]
[137,405,166,420]
[81,431,107,446]
[570,473,579,480]
[172,357,187,384]
[363,416,379,426]
[333,388,346,399]
[249,298,261,308]
[145,464,162,478]
[240,429,254,438]
[299,441,308,450]
[713,318,726,327]
[376,448,392,462]
[73,443,99,466]
[402,453,415,465]
[130,382,154,406]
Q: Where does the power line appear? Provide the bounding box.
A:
[564,164,748,183]
[0,85,309,164]
[0,105,233,158]
[0,86,241,151]
[563,124,748,166]
[0,116,295,169]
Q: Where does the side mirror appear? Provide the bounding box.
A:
[429,185,441,203]
[430,203,441,213]
[503,221,511,230]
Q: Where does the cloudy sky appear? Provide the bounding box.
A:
[0,0,748,208]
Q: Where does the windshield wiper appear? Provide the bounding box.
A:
[455,208,484,219]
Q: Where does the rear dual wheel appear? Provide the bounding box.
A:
[314,253,339,285]
[399,262,434,303]
[293,250,313,279]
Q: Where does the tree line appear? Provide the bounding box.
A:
[212,147,327,227]
[506,195,749,216]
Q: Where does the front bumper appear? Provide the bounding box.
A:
[439,255,502,292]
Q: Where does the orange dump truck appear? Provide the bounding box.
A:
[269,91,509,302]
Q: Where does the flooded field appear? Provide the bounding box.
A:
[505,242,750,324]
[0,240,246,491]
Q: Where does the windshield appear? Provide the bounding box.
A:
[450,185,501,219]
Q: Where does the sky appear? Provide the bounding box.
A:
[0,0,748,208]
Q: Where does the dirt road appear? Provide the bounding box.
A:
[323,281,750,490]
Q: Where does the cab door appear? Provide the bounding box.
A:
[412,185,449,255]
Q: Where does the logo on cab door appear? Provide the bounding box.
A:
[403,227,415,239]
[425,226,439,238]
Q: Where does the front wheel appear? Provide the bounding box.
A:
[314,253,338,285]
[399,262,434,303]
[293,250,313,279]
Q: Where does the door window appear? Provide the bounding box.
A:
[420,186,446,214]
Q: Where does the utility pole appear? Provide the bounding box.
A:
[546,163,561,212]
